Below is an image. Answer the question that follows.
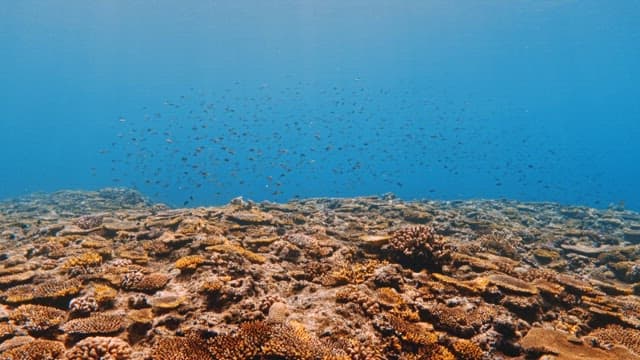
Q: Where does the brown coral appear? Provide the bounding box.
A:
[423,303,495,338]
[61,313,126,336]
[388,225,449,270]
[65,336,132,360]
[0,339,65,359]
[207,320,339,359]
[121,271,168,292]
[3,279,81,304]
[590,324,640,355]
[152,336,213,360]
[9,304,66,332]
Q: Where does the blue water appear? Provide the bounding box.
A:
[1,1,639,209]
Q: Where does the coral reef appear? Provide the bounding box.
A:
[0,189,639,358]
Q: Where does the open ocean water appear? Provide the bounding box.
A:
[1,0,639,209]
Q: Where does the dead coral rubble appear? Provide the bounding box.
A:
[0,189,640,359]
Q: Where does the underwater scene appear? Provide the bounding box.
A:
[1,1,640,359]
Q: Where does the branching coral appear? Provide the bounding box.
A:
[388,226,449,270]
[451,339,485,360]
[69,296,99,315]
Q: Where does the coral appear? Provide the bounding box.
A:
[149,295,186,310]
[521,327,636,360]
[65,336,132,360]
[69,296,99,315]
[9,304,66,332]
[61,313,126,336]
[153,336,213,360]
[121,271,168,292]
[0,323,15,341]
[91,284,117,306]
[127,308,153,324]
[0,271,36,287]
[377,287,405,308]
[324,260,384,286]
[478,230,520,259]
[335,285,380,316]
[532,248,560,264]
[500,295,541,321]
[487,274,538,295]
[199,277,229,294]
[386,315,439,346]
[0,339,66,360]
[590,324,640,355]
[206,242,266,264]
[451,339,485,360]
[74,214,104,229]
[3,279,82,304]
[62,251,103,272]
[388,225,449,270]
[207,320,339,359]
[175,255,206,271]
[423,303,495,338]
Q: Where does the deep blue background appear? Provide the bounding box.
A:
[1,1,639,208]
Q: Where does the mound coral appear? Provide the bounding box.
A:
[65,336,132,360]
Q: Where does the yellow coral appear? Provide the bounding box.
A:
[206,243,266,264]
[451,339,485,360]
[325,260,385,286]
[4,279,82,304]
[175,255,206,271]
[62,251,103,270]
[93,283,118,305]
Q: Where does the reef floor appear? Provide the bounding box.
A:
[1,188,640,359]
